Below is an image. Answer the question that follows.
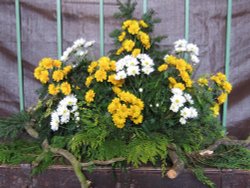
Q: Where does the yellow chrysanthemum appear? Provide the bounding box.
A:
[110,60,116,71]
[112,114,126,128]
[48,84,60,95]
[118,31,126,42]
[61,82,71,95]
[122,20,132,30]
[112,86,122,95]
[116,47,125,55]
[88,61,98,74]
[63,65,72,75]
[210,104,220,116]
[211,75,222,85]
[39,70,49,84]
[39,58,53,69]
[198,78,208,86]
[127,20,140,35]
[165,55,177,65]
[99,56,110,71]
[122,39,135,52]
[217,93,227,105]
[52,70,64,82]
[222,82,232,93]
[158,64,168,72]
[85,76,94,87]
[173,83,186,90]
[95,69,107,82]
[108,75,124,87]
[132,115,143,124]
[53,60,62,68]
[34,67,44,80]
[139,20,148,28]
[132,48,141,57]
[85,89,95,103]
[137,31,150,49]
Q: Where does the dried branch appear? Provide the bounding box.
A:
[24,120,39,139]
[166,144,184,179]
[199,136,250,157]
[41,139,91,188]
[81,157,125,167]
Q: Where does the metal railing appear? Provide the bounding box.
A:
[14,0,232,127]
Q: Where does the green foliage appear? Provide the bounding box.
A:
[0,140,42,165]
[31,151,55,175]
[113,0,137,20]
[127,133,168,167]
[192,167,215,188]
[202,145,250,169]
[0,111,30,139]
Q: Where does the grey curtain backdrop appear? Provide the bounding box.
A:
[0,0,249,139]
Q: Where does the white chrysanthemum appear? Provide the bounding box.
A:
[163,54,169,60]
[61,47,72,61]
[76,50,87,57]
[74,111,79,117]
[50,112,60,131]
[170,103,180,112]
[73,38,86,48]
[116,58,126,71]
[189,107,198,118]
[184,93,194,104]
[84,40,95,48]
[75,116,80,122]
[191,54,200,64]
[170,95,186,108]
[186,43,199,56]
[180,107,191,119]
[171,88,183,96]
[139,88,143,93]
[179,117,187,125]
[61,114,70,124]
[115,70,127,80]
[127,65,140,76]
[59,95,77,107]
[142,66,154,75]
[137,54,154,67]
[126,56,140,67]
[156,103,159,107]
[174,39,187,52]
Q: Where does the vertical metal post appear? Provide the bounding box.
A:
[99,0,104,56]
[185,0,189,41]
[15,0,24,111]
[57,0,62,58]
[143,0,148,14]
[222,0,232,128]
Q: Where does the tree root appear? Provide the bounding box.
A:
[166,144,184,179]
[81,157,125,167]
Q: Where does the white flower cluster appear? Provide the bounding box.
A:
[50,94,80,131]
[169,88,198,125]
[61,38,95,65]
[115,54,154,80]
[173,39,200,64]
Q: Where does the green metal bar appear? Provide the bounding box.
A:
[57,0,62,58]
[185,0,189,41]
[143,0,148,14]
[15,0,24,111]
[99,0,104,56]
[222,0,232,128]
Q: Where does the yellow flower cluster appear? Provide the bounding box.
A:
[198,78,208,86]
[108,91,144,128]
[116,19,150,55]
[86,57,117,86]
[210,72,232,93]
[210,72,232,105]
[162,55,193,90]
[34,58,72,95]
[85,89,95,103]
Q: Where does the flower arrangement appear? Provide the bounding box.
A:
[0,1,249,188]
